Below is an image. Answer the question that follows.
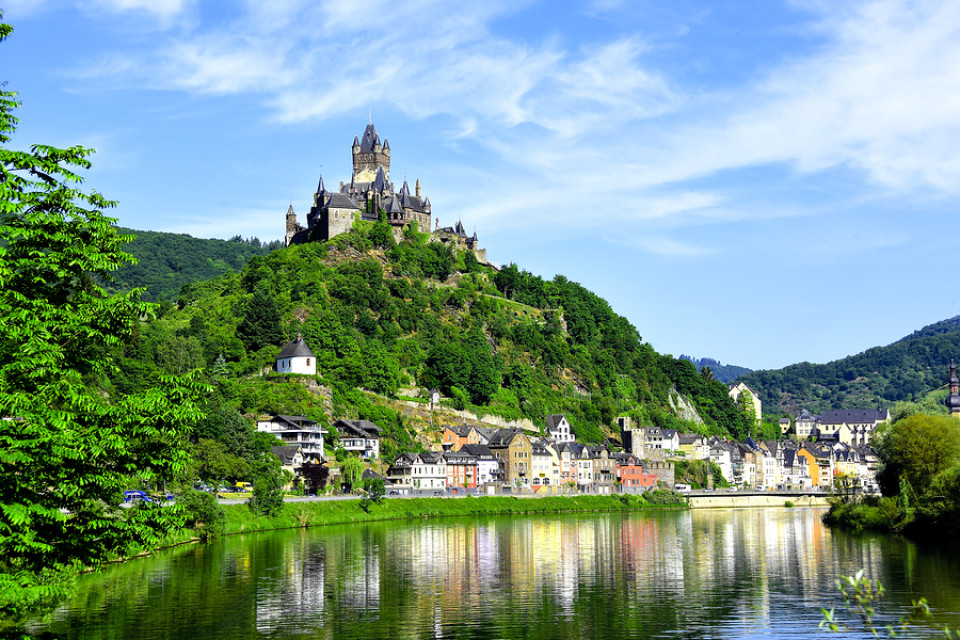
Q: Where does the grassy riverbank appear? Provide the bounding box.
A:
[220,493,685,536]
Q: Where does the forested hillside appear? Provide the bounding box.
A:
[114,219,754,460]
[679,356,752,383]
[738,316,960,416]
[104,228,281,301]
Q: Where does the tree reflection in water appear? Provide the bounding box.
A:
[30,509,960,640]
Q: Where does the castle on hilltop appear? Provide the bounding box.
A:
[285,122,440,246]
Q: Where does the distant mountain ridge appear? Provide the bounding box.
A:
[737,315,960,417]
[105,228,282,302]
[679,355,752,384]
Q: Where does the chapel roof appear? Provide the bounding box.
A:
[278,335,315,359]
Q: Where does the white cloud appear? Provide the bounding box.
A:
[86,0,193,22]
[605,233,712,257]
[64,0,960,255]
[649,0,960,192]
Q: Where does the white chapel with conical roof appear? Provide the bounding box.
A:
[276,334,316,375]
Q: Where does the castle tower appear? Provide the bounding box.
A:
[352,123,391,184]
[946,360,960,417]
[284,205,300,246]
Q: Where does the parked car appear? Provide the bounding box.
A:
[124,490,153,504]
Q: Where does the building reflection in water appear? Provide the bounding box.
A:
[246,508,910,636]
[46,508,960,639]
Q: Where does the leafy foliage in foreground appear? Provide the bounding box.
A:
[0,19,206,622]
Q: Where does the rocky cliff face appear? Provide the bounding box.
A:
[668,389,704,424]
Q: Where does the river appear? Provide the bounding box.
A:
[31,507,960,639]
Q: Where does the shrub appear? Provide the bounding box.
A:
[177,489,226,541]
[642,489,687,506]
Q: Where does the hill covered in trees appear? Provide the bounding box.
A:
[678,356,752,383]
[104,228,282,302]
[737,316,960,417]
[115,219,756,459]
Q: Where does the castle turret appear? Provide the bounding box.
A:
[284,205,300,246]
[946,360,960,416]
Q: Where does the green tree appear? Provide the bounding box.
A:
[190,438,249,487]
[0,20,206,620]
[237,288,283,352]
[877,414,960,497]
[340,455,365,493]
[297,464,329,494]
[249,453,286,517]
[177,489,226,542]
[736,390,757,433]
[156,334,205,375]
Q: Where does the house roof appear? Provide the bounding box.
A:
[271,445,302,465]
[460,443,495,458]
[278,335,315,359]
[419,452,444,465]
[488,428,525,447]
[444,451,477,464]
[610,452,638,465]
[362,468,385,480]
[445,425,473,438]
[474,427,495,443]
[392,452,416,466]
[819,408,888,425]
[334,419,381,438]
[545,414,566,430]
[270,415,321,430]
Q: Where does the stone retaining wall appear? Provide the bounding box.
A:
[688,493,830,509]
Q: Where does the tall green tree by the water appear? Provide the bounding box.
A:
[0,17,206,625]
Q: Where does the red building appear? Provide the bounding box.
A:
[613,453,658,488]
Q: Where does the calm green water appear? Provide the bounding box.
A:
[31,507,960,639]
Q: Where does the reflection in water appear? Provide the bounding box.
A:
[37,508,960,639]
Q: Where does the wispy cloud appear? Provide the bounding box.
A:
[64,0,960,256]
[85,0,194,24]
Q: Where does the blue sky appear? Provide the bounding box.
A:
[5,0,960,371]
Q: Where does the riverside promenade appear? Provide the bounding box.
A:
[687,489,831,509]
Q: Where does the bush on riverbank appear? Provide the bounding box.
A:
[824,413,960,537]
[822,496,903,533]
[216,494,684,536]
